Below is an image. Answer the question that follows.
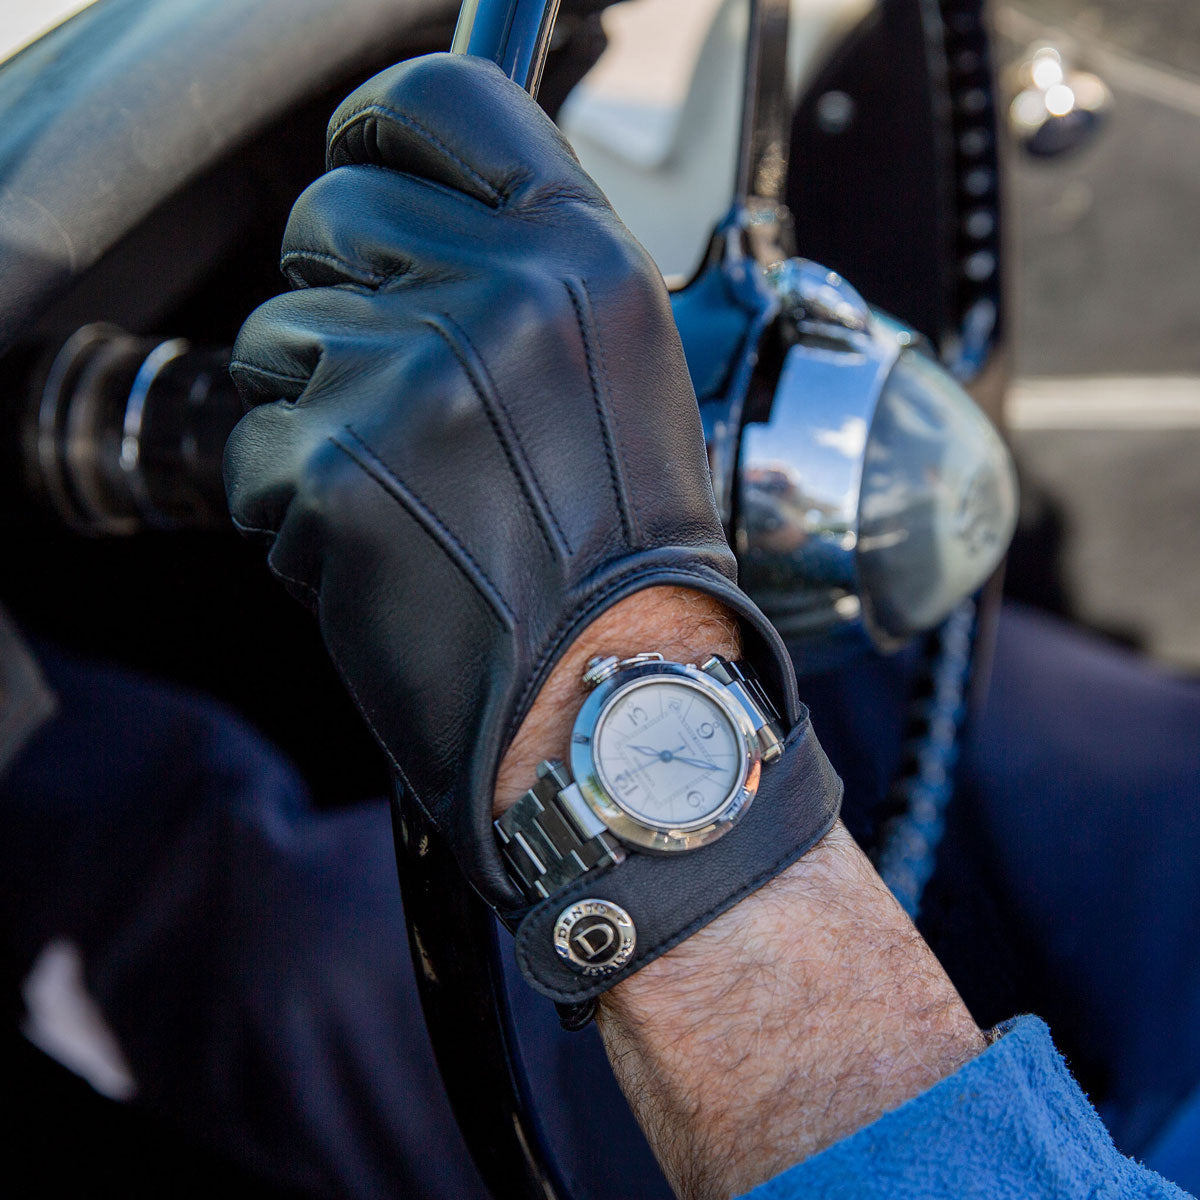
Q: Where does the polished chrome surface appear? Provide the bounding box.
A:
[452,0,562,96]
[737,304,902,648]
[737,0,792,209]
[737,261,1018,653]
[765,258,871,332]
[678,0,810,525]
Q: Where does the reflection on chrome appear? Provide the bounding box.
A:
[737,260,1018,654]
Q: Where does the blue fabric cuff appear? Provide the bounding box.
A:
[738,1015,1192,1200]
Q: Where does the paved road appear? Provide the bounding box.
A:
[1015,0,1200,79]
[1002,7,1200,376]
[999,5,1200,670]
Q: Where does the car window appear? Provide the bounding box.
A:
[0,0,102,65]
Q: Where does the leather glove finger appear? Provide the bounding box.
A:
[325,53,602,213]
[228,283,562,611]
[224,400,309,540]
[280,165,487,292]
[227,286,412,537]
[230,286,392,408]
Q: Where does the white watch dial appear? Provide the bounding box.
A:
[592,679,744,829]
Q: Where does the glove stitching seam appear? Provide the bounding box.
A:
[280,249,388,290]
[328,104,505,207]
[578,275,643,548]
[425,313,571,557]
[230,515,277,539]
[261,533,322,610]
[229,360,310,389]
[506,561,732,746]
[578,277,641,534]
[331,426,517,630]
[564,277,635,546]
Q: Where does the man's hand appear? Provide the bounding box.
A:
[500,587,986,1200]
[224,54,792,918]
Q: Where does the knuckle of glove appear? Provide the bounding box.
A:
[326,54,592,211]
[281,173,395,291]
[230,297,320,406]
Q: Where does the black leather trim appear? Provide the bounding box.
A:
[511,707,843,1003]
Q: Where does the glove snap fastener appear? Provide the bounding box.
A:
[553,899,636,975]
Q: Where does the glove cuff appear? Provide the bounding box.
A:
[509,707,842,1007]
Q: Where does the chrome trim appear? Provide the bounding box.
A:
[737,0,793,209]
[120,336,190,524]
[737,259,1016,653]
[452,0,563,97]
[764,258,871,332]
[737,301,907,647]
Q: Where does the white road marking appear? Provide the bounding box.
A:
[1007,376,1200,430]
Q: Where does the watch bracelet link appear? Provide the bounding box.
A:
[700,655,785,763]
[495,761,627,902]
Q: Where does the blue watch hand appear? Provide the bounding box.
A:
[671,754,718,771]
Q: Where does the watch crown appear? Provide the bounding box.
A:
[582,656,618,688]
[582,652,665,689]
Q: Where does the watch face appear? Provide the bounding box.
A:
[592,679,745,830]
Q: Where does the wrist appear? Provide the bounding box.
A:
[494,586,742,816]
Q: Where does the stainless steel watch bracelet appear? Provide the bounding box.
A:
[700,654,785,763]
[495,657,784,907]
[495,761,627,902]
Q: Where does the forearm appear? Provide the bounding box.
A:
[596,826,985,1198]
[497,587,986,1200]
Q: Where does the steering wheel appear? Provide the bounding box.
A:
[0,1,1010,1196]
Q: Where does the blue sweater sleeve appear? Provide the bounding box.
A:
[738,1016,1193,1200]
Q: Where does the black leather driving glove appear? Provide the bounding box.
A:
[224,54,827,926]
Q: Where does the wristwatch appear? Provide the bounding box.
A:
[495,652,784,977]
